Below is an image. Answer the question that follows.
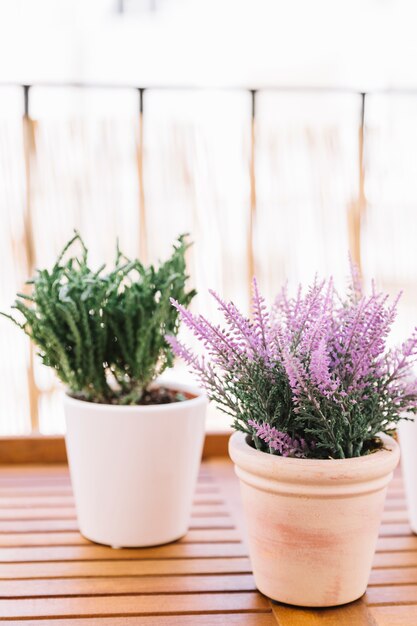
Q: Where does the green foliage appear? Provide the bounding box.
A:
[106,238,195,403]
[205,359,294,445]
[2,233,195,404]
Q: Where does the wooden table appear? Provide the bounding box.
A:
[0,460,415,625]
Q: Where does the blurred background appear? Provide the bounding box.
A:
[1,0,417,435]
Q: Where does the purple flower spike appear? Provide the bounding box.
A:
[248,420,310,458]
[168,266,417,459]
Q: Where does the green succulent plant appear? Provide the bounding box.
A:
[2,232,195,405]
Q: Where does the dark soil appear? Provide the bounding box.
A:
[71,386,194,406]
[138,387,187,405]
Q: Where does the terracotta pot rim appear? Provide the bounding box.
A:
[229,430,400,490]
[64,380,207,413]
[231,430,397,465]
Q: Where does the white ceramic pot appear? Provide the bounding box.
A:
[229,431,400,607]
[64,381,207,547]
[398,418,417,533]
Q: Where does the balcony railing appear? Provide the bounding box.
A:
[1,83,416,435]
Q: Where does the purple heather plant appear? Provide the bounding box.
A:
[248,420,311,458]
[167,269,417,459]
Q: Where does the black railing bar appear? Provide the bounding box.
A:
[138,87,144,115]
[360,92,366,128]
[23,84,30,117]
[250,89,257,119]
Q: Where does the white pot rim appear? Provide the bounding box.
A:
[64,380,207,413]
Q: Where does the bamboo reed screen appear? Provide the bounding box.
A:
[0,85,415,435]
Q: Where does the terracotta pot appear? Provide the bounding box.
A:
[64,381,207,548]
[229,431,399,607]
[398,418,417,533]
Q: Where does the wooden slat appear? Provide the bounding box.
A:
[0,574,257,598]
[376,536,417,552]
[383,499,408,511]
[381,510,409,523]
[271,600,376,625]
[370,606,417,626]
[0,518,80,532]
[0,542,248,562]
[0,506,77,520]
[0,432,231,463]
[0,471,210,481]
[0,528,241,546]
[0,465,211,479]
[386,487,405,496]
[0,486,73,496]
[0,592,270,619]
[0,557,254,579]
[0,495,75,508]
[0,494,224,508]
[0,435,66,464]
[0,465,70,475]
[388,478,404,488]
[4,616,278,626]
[378,523,412,537]
[0,516,236,533]
[366,584,417,605]
[0,504,230,520]
[0,484,219,496]
[201,432,230,458]
[0,476,71,486]
[373,551,417,568]
[369,567,417,586]
[191,506,230,517]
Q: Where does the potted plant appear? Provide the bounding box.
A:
[3,233,207,547]
[167,271,417,607]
